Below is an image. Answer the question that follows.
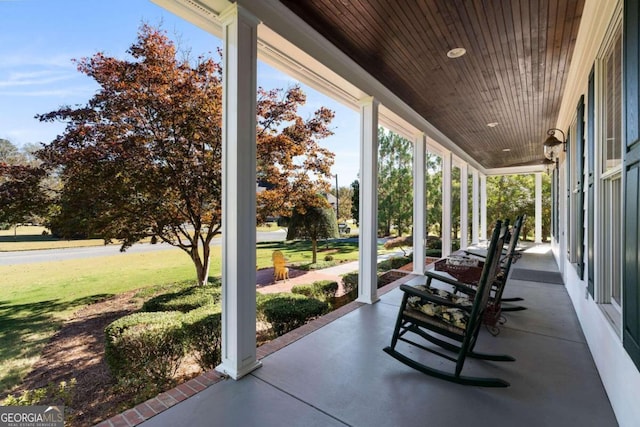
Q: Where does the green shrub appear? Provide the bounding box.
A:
[377,256,412,272]
[2,388,47,406]
[324,254,334,261]
[2,379,76,413]
[183,305,222,370]
[313,280,338,299]
[257,292,286,323]
[427,236,442,249]
[295,260,339,271]
[341,272,358,296]
[291,280,338,301]
[261,295,329,336]
[425,248,442,258]
[105,311,185,393]
[291,284,316,298]
[142,285,221,313]
[1,382,74,407]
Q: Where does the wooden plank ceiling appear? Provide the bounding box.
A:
[279,0,585,169]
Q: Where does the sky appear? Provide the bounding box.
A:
[0,0,360,186]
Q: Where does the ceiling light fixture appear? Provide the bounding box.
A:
[447,47,466,58]
[543,128,566,160]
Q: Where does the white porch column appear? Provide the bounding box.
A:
[459,162,469,249]
[442,151,452,257]
[413,134,426,274]
[217,4,261,380]
[480,173,487,241]
[471,169,480,245]
[535,172,543,243]
[357,97,379,304]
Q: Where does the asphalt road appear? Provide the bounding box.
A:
[0,229,287,266]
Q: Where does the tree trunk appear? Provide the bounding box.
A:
[312,238,317,264]
[191,249,208,286]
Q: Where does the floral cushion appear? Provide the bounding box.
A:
[441,307,469,329]
[406,285,471,330]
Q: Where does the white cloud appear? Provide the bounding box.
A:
[0,52,78,69]
[0,69,75,88]
[0,86,95,97]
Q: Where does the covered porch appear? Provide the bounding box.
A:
[135,0,640,424]
[99,247,616,426]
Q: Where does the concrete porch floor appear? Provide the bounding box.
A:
[134,245,616,427]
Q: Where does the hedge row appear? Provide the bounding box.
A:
[291,280,339,300]
[107,286,329,395]
[259,294,329,336]
[142,285,221,312]
[105,311,187,394]
[105,302,222,398]
[339,255,413,298]
[376,255,412,272]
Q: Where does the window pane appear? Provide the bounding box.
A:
[611,176,621,306]
[602,29,622,173]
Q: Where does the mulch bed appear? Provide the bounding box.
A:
[9,291,147,426]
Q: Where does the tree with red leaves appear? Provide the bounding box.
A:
[38,25,334,285]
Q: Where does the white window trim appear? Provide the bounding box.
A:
[593,6,623,335]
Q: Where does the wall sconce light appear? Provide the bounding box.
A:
[542,157,555,174]
[543,128,566,160]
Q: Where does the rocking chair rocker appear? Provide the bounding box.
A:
[383,220,515,387]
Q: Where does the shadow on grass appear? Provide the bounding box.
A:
[258,239,359,255]
[0,294,113,393]
[0,234,60,243]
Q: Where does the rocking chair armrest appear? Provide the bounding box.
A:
[425,270,483,298]
[463,250,487,259]
[425,269,478,290]
[399,284,472,311]
[451,281,478,296]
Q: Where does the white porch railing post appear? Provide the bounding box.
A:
[216,4,261,380]
[472,169,480,245]
[357,96,379,304]
[442,151,452,257]
[535,172,543,243]
[480,173,487,241]
[460,162,469,249]
[413,133,426,274]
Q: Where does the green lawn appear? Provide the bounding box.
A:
[0,248,199,394]
[0,239,361,395]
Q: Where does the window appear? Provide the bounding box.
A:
[597,17,623,325]
[603,174,622,307]
[567,119,577,263]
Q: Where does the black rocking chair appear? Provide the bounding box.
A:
[460,214,527,315]
[383,220,515,387]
